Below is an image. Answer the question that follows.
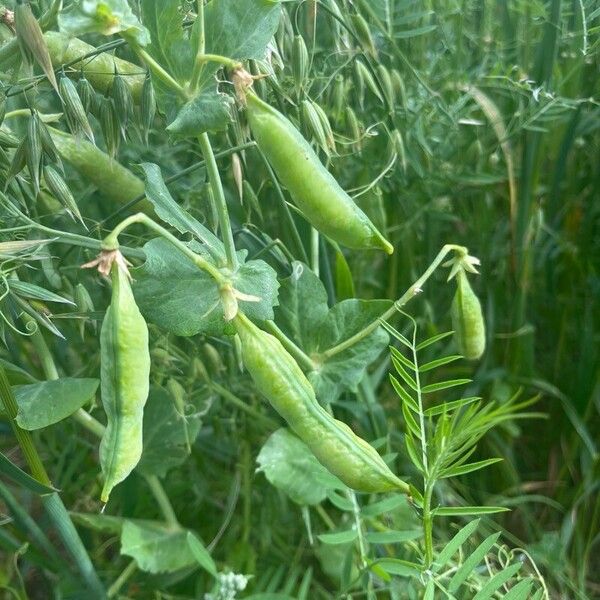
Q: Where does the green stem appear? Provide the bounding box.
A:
[0,365,51,487]
[422,483,434,568]
[0,365,105,597]
[211,381,279,429]
[145,475,180,528]
[107,560,137,599]
[134,47,187,100]
[189,0,207,92]
[72,409,106,438]
[264,321,316,371]
[310,228,320,276]
[104,213,226,284]
[198,133,238,271]
[41,493,106,599]
[322,244,466,359]
[348,490,374,597]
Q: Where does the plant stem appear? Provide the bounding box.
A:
[211,381,278,429]
[189,0,206,91]
[198,133,239,271]
[107,560,137,599]
[145,475,180,528]
[104,213,226,284]
[134,47,187,100]
[264,321,316,371]
[422,483,434,568]
[348,490,374,597]
[311,228,320,276]
[0,364,105,597]
[322,244,466,359]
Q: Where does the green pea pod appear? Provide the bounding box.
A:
[245,92,393,254]
[451,270,486,360]
[99,255,150,502]
[234,312,408,493]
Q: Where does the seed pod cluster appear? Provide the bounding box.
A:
[139,73,156,144]
[291,35,309,96]
[100,98,121,158]
[59,74,94,143]
[451,270,486,360]
[43,164,84,225]
[111,70,133,139]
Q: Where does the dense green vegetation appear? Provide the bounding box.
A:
[0,0,598,598]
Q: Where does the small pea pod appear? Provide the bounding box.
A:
[244,91,393,254]
[234,312,408,493]
[98,252,150,502]
[451,270,485,360]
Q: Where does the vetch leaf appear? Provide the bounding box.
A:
[433,519,480,572]
[421,379,471,394]
[415,331,454,351]
[365,530,422,544]
[318,529,358,545]
[473,563,522,600]
[361,495,414,518]
[424,396,481,417]
[448,532,501,592]
[439,458,503,478]
[502,580,534,600]
[372,558,421,577]
[434,506,510,517]
[14,378,99,430]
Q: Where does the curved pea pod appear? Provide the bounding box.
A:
[234,312,408,493]
[99,255,150,502]
[245,92,393,254]
[451,270,486,360]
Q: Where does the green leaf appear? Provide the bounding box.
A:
[121,521,197,574]
[360,495,413,518]
[70,512,128,535]
[390,375,419,412]
[318,529,358,545]
[167,90,234,137]
[415,331,454,351]
[372,558,421,577]
[473,563,522,600]
[434,506,510,517]
[433,519,480,572]
[276,263,390,402]
[501,580,534,600]
[424,396,481,417]
[448,532,501,592]
[439,458,503,478]
[423,579,435,600]
[8,281,74,305]
[138,162,224,261]
[186,532,217,577]
[419,355,462,372]
[140,0,191,81]
[137,386,206,478]
[204,0,282,61]
[256,429,346,505]
[14,378,99,430]
[365,530,422,544]
[58,0,150,45]
[134,238,279,336]
[0,451,56,495]
[421,379,471,394]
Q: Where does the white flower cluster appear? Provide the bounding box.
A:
[204,572,249,600]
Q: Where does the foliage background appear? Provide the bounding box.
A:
[0,0,598,598]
